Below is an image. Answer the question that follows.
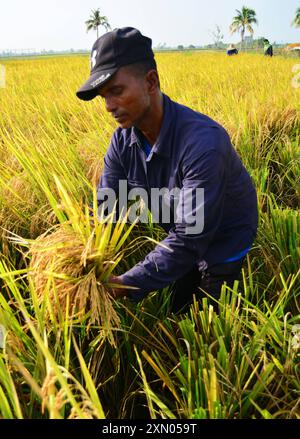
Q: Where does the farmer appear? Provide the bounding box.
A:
[227,44,239,56]
[76,27,258,314]
[263,39,273,57]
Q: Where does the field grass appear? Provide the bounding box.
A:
[0,52,299,419]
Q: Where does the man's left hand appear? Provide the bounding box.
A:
[107,275,129,299]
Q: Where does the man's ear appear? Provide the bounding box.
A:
[146,70,159,94]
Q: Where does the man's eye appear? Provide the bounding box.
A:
[112,88,123,96]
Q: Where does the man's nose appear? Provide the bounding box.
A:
[105,96,117,113]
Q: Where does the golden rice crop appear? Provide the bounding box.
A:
[0,53,298,240]
[0,51,299,419]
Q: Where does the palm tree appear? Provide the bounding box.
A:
[230,6,258,50]
[292,7,300,27]
[85,8,111,39]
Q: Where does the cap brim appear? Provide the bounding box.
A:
[76,67,118,101]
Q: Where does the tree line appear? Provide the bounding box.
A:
[85,6,300,48]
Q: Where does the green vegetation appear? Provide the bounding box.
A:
[0,52,299,418]
[292,7,300,28]
[230,6,258,49]
[85,8,111,39]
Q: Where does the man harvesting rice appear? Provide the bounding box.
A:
[76,27,258,314]
[263,39,273,57]
[227,44,239,56]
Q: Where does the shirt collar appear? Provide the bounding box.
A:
[129,93,174,158]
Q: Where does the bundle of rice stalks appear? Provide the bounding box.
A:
[29,224,117,326]
[15,176,144,346]
[6,174,163,347]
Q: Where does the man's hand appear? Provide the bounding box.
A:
[107,275,129,299]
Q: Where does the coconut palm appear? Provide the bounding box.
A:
[85,8,111,39]
[292,7,300,27]
[230,6,258,50]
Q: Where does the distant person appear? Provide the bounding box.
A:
[227,44,239,56]
[263,39,273,57]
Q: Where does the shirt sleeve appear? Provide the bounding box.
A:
[120,133,230,302]
[93,130,127,217]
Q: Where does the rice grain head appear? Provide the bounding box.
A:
[28,223,123,345]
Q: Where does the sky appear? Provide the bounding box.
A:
[0,0,300,52]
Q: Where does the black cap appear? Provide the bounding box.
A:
[76,27,155,101]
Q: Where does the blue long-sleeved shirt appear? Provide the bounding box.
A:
[97,94,258,301]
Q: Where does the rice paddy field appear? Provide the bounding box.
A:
[0,51,299,419]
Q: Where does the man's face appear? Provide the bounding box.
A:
[97,66,152,129]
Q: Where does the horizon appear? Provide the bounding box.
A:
[0,37,292,55]
[1,0,300,52]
